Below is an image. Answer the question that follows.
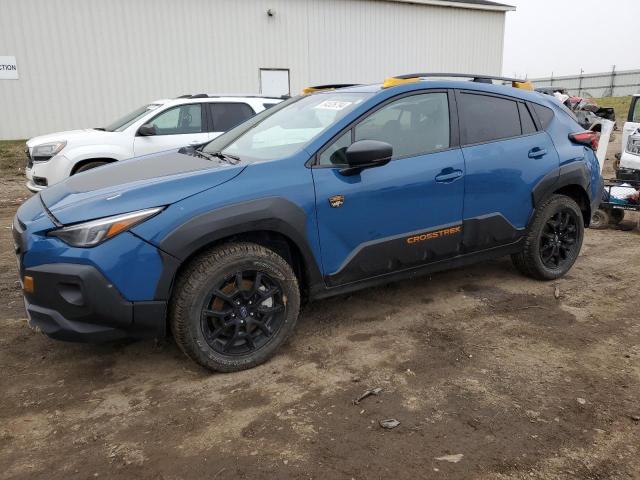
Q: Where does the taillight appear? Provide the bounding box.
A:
[569,131,599,151]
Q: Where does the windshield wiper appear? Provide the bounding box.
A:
[192,149,241,165]
[209,151,241,164]
[93,127,106,131]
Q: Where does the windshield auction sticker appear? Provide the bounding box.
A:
[314,100,352,110]
[0,57,19,80]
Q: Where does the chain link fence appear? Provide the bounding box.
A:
[531,68,640,98]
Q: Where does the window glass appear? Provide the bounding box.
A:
[532,103,555,130]
[319,131,351,166]
[219,92,370,161]
[263,102,278,110]
[519,103,537,135]
[150,104,202,135]
[354,93,450,159]
[632,98,640,123]
[104,104,162,132]
[210,103,255,132]
[460,94,521,144]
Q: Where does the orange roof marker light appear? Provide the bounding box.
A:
[512,80,534,91]
[382,77,420,89]
[302,84,360,95]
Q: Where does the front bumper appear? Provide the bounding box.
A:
[13,203,169,343]
[620,151,640,172]
[22,263,166,342]
[25,154,70,192]
[26,179,46,193]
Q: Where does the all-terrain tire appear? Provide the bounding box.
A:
[169,242,300,372]
[74,161,109,174]
[511,195,584,280]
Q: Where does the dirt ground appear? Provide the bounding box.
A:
[1,145,639,480]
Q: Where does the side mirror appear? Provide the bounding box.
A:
[137,124,157,136]
[340,140,392,176]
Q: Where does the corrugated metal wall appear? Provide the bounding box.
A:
[532,69,640,98]
[0,0,506,139]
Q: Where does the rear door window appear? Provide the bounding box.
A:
[208,103,256,132]
[459,93,521,145]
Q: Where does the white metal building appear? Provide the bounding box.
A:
[0,0,514,140]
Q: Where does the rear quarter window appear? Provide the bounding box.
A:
[532,103,555,130]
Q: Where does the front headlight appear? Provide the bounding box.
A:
[48,207,163,247]
[32,141,67,160]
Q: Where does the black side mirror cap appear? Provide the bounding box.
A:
[340,140,392,176]
[138,124,157,136]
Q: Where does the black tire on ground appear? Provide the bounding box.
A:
[169,242,300,372]
[589,209,610,230]
[609,208,625,225]
[511,194,585,280]
[74,161,109,174]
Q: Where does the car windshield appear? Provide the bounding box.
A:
[203,92,371,161]
[103,104,163,132]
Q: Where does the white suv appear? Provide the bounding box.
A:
[25,95,283,192]
[619,93,640,177]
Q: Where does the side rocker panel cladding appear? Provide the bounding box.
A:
[154,197,323,299]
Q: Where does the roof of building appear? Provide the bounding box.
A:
[388,0,515,12]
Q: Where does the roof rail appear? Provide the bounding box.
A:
[385,73,533,91]
[394,73,528,83]
[302,83,360,94]
[174,94,290,100]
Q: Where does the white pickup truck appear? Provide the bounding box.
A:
[25,94,282,192]
[618,93,640,179]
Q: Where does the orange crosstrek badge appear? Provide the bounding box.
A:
[406,225,462,244]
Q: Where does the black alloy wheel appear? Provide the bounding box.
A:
[539,208,579,269]
[511,194,584,280]
[170,242,300,372]
[201,270,285,355]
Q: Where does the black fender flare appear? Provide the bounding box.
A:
[530,160,595,228]
[153,197,324,300]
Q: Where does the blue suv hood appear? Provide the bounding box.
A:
[40,150,245,224]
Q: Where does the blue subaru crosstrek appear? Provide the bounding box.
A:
[14,74,603,371]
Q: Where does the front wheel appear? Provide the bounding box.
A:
[511,195,585,280]
[170,242,300,372]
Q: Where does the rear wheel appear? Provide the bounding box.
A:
[74,161,109,174]
[170,242,300,372]
[511,195,584,280]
